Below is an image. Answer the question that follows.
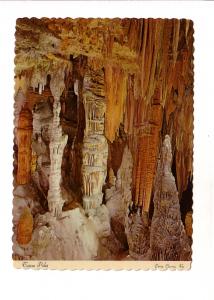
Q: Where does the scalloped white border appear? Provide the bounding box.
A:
[13,16,194,270]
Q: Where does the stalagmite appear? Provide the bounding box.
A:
[150,135,191,260]
[105,146,133,254]
[113,146,151,259]
[13,18,194,262]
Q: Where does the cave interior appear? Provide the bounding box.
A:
[13,18,193,261]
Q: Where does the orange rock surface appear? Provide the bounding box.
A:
[16,207,33,245]
[16,106,33,184]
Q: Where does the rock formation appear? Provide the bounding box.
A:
[13,18,193,261]
[31,208,98,260]
[82,69,108,211]
[16,104,33,185]
[132,99,163,213]
[185,211,193,238]
[47,70,68,217]
[31,100,52,200]
[16,207,33,245]
[81,68,110,239]
[47,99,68,217]
[150,135,191,260]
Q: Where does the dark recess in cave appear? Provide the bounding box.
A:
[180,178,193,223]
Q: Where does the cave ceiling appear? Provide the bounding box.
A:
[14,17,194,212]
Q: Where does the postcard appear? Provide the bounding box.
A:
[13,18,193,270]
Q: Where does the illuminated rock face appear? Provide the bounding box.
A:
[16,105,33,185]
[150,135,191,261]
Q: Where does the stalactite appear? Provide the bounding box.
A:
[133,101,163,212]
[15,20,194,199]
[31,69,47,94]
[104,64,127,142]
[172,19,180,65]
[14,18,194,261]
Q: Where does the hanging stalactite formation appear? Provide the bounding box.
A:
[13,18,193,261]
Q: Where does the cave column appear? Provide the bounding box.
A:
[82,69,108,212]
[48,70,68,217]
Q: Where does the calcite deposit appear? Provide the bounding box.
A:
[150,135,191,260]
[13,18,193,261]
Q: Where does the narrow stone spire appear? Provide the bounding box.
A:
[47,69,68,217]
[150,135,191,261]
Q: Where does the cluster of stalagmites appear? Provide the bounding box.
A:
[13,68,111,260]
[14,97,191,260]
[13,18,193,261]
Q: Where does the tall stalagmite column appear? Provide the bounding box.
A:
[82,68,108,211]
[16,104,33,185]
[48,68,68,217]
[150,135,191,260]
